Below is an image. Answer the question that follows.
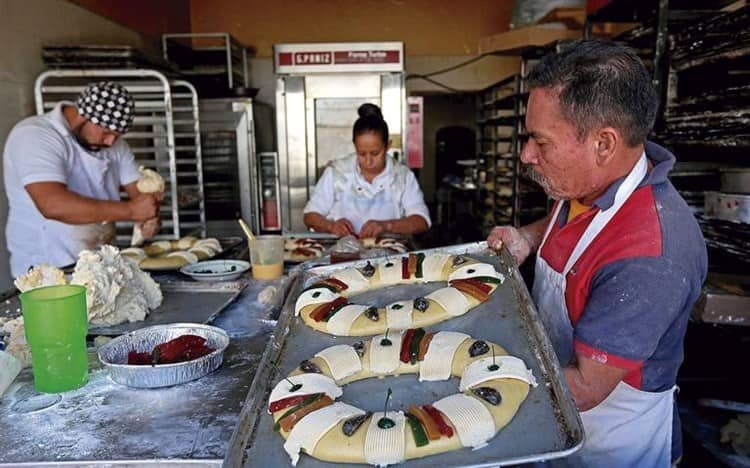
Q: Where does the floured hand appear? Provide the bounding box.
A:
[129,193,160,222]
[359,219,386,238]
[139,217,161,240]
[488,225,532,266]
[329,218,355,237]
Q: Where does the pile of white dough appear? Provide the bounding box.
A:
[0,265,68,366]
[1,246,163,368]
[71,245,162,326]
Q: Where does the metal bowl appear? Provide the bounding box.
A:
[97,323,230,388]
[180,260,250,282]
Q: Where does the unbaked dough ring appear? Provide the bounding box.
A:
[295,254,505,336]
[269,331,537,466]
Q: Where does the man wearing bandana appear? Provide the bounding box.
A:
[3,81,162,276]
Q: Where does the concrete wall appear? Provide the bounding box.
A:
[0,0,147,290]
[190,0,514,58]
[67,0,191,40]
[191,0,521,98]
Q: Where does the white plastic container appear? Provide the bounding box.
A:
[0,347,22,397]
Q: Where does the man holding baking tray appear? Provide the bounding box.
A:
[487,39,707,467]
[3,81,162,277]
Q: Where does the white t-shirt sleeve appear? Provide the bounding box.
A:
[303,166,336,217]
[401,169,432,227]
[8,125,69,186]
[114,140,141,187]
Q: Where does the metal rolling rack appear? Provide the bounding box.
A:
[34,69,207,242]
[475,43,567,232]
[476,74,521,231]
[170,79,207,238]
[587,1,744,220]
[663,5,750,267]
[514,45,558,227]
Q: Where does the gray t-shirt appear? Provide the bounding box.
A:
[3,102,140,276]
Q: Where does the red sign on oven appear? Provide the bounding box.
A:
[278,50,399,67]
[275,43,404,73]
[277,52,332,66]
[294,52,332,65]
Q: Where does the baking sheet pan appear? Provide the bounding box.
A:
[1,281,246,337]
[90,281,246,336]
[226,242,583,467]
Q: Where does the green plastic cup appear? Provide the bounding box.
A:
[20,285,89,393]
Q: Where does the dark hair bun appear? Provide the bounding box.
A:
[353,102,388,143]
[357,103,383,120]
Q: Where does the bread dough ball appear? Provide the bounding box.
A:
[188,246,215,260]
[71,245,163,326]
[193,238,221,252]
[120,247,147,262]
[175,236,198,250]
[144,241,173,256]
[136,166,165,193]
[166,251,199,265]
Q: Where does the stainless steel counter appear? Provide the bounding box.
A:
[0,273,293,467]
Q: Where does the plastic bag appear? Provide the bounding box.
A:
[330,235,364,263]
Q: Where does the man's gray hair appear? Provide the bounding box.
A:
[526,39,657,147]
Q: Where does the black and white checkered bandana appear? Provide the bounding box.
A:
[76,81,135,134]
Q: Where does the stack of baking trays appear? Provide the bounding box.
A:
[661,7,750,268]
[41,45,177,73]
[224,242,583,467]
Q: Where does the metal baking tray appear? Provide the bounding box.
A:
[90,281,246,336]
[0,281,246,337]
[225,242,583,467]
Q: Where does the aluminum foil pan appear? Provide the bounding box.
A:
[97,323,230,388]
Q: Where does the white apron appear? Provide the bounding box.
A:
[532,154,675,467]
[42,148,117,267]
[328,155,408,234]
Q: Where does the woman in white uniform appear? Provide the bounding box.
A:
[303,104,431,238]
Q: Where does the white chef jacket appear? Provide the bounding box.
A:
[303,153,431,234]
[3,102,140,277]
